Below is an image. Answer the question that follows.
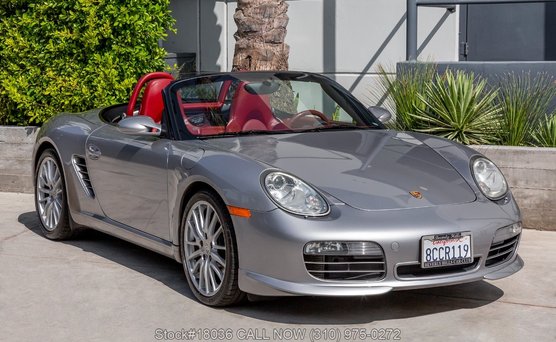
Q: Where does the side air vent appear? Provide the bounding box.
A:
[72,156,95,198]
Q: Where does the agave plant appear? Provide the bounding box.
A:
[411,70,501,145]
[496,72,556,146]
[531,114,556,147]
[372,63,436,130]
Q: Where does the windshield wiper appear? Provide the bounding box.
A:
[197,124,380,139]
[295,123,380,133]
[198,129,295,139]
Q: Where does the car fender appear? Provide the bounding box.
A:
[168,144,280,247]
[411,132,520,220]
[33,112,105,217]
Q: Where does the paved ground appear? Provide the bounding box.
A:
[0,192,555,342]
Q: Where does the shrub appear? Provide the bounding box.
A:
[411,70,501,145]
[496,73,556,146]
[532,114,556,147]
[0,92,18,125]
[373,63,436,130]
[0,0,174,125]
[372,65,556,147]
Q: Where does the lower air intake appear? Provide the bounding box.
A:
[303,241,386,281]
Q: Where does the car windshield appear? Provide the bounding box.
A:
[171,72,383,138]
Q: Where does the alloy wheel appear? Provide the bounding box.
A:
[36,157,63,231]
[183,201,227,297]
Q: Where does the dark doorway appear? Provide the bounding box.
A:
[459,3,556,61]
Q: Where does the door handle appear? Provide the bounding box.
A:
[87,144,101,160]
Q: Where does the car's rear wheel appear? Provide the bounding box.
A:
[180,190,245,306]
[35,149,73,240]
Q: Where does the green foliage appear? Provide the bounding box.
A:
[496,73,556,146]
[0,92,18,125]
[374,63,437,130]
[332,105,341,121]
[373,64,556,147]
[532,114,556,147]
[0,0,175,125]
[411,70,501,145]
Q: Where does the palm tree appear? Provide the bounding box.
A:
[232,0,290,71]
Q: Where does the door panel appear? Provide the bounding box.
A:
[460,3,554,61]
[86,124,170,241]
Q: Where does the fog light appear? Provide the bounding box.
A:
[493,222,522,243]
[304,242,346,255]
[304,241,382,256]
[510,222,522,234]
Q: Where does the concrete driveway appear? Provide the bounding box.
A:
[0,192,554,342]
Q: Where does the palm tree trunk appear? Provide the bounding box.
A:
[232,0,290,71]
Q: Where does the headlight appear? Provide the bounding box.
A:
[471,157,508,200]
[263,171,329,216]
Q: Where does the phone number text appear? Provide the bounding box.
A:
[154,327,402,341]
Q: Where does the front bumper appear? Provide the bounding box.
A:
[240,254,524,296]
[232,199,522,297]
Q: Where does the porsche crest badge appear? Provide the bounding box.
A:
[409,191,423,199]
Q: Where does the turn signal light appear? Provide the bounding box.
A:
[227,206,252,218]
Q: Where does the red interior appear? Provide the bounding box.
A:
[126,73,303,135]
[128,75,296,136]
[139,78,173,123]
[127,72,174,123]
[226,83,287,133]
[178,81,291,136]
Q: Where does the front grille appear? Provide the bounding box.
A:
[485,234,520,267]
[72,156,95,198]
[304,244,386,281]
[396,257,480,278]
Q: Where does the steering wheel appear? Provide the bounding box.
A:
[126,72,174,117]
[288,110,330,128]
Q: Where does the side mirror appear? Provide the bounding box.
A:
[368,106,392,124]
[117,116,161,136]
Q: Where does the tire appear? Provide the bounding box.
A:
[34,149,73,240]
[180,190,245,306]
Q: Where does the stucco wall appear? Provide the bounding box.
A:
[0,127,37,193]
[472,146,556,231]
[163,0,459,105]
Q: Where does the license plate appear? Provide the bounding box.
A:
[421,232,473,268]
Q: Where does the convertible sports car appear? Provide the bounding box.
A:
[33,71,523,306]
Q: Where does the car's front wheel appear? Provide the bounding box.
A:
[35,149,73,240]
[180,190,245,306]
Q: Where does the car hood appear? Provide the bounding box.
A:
[206,130,476,210]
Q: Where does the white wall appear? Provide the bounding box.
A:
[165,0,459,105]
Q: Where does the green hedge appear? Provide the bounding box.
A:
[0,0,174,125]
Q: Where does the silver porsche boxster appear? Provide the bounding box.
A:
[33,71,523,306]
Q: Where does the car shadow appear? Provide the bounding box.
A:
[18,211,504,325]
[17,211,195,301]
[227,280,504,324]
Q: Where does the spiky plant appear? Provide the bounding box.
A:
[497,72,556,146]
[531,114,556,147]
[411,70,501,145]
[372,63,436,130]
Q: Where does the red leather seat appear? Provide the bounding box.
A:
[176,94,227,136]
[139,78,173,124]
[226,83,286,132]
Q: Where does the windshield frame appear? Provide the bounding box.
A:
[167,71,385,140]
